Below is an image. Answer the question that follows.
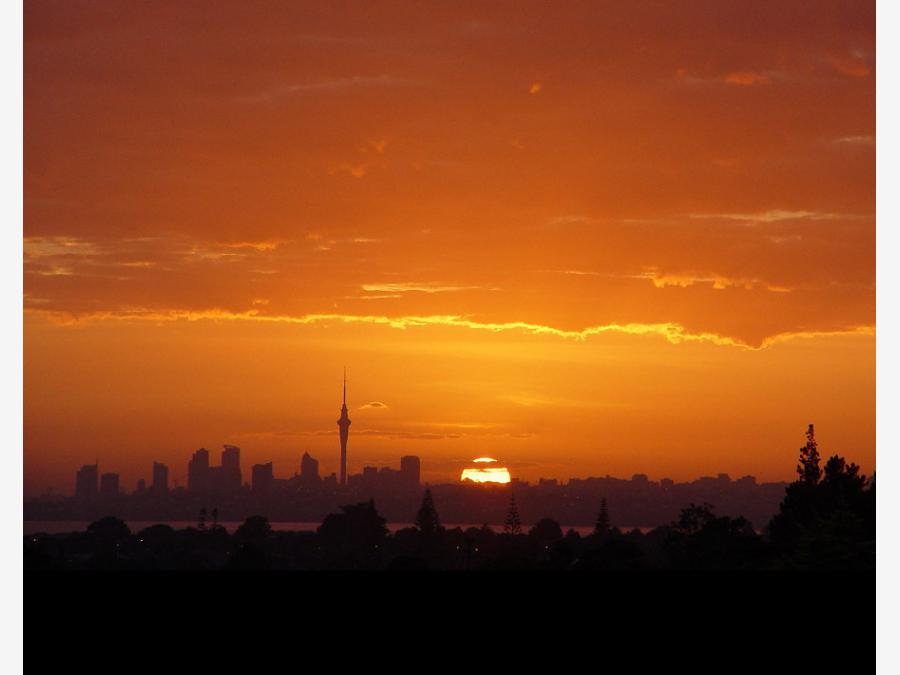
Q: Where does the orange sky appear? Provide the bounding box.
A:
[23,1,875,496]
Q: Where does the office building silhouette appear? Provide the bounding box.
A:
[75,463,99,501]
[401,456,421,489]
[188,448,210,493]
[152,462,169,495]
[99,472,119,498]
[252,462,274,494]
[301,451,320,482]
[222,445,242,491]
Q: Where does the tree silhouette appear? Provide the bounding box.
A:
[666,503,762,569]
[85,517,132,568]
[595,497,610,536]
[769,440,873,568]
[529,518,563,547]
[415,488,442,535]
[234,515,272,546]
[226,516,272,570]
[504,493,522,534]
[672,502,716,535]
[797,423,822,485]
[87,516,131,545]
[317,499,389,566]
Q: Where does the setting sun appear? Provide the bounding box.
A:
[461,458,512,484]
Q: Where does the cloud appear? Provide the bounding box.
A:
[37,266,74,277]
[26,307,875,352]
[234,427,454,441]
[689,210,843,223]
[631,270,791,293]
[367,139,389,154]
[220,240,285,251]
[343,428,459,440]
[359,401,389,409]
[830,55,871,78]
[547,267,794,293]
[551,269,602,276]
[329,163,368,178]
[547,215,597,226]
[180,246,246,262]
[673,68,784,87]
[243,75,420,103]
[24,237,100,260]
[834,135,874,146]
[768,234,803,245]
[355,294,402,300]
[361,282,482,294]
[724,71,771,86]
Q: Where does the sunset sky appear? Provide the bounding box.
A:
[24,1,875,496]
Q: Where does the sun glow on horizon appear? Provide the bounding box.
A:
[461,458,512,484]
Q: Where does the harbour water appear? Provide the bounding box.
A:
[23,520,654,536]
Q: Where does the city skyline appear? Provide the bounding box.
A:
[25,364,870,497]
[51,390,814,500]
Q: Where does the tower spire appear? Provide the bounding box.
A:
[337,367,351,486]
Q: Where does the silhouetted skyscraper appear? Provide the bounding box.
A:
[99,472,119,498]
[301,451,320,482]
[152,462,169,495]
[337,369,351,486]
[222,445,242,491]
[401,456,421,490]
[75,464,99,500]
[252,462,274,494]
[188,448,210,493]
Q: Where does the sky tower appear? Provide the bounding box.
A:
[337,368,351,485]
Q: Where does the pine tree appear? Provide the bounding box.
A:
[595,497,610,536]
[797,423,822,485]
[415,488,441,535]
[504,493,522,535]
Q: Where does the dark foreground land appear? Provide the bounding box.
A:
[25,447,874,571]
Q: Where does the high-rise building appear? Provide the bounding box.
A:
[99,472,119,497]
[188,448,210,493]
[221,445,242,491]
[361,466,378,490]
[337,370,351,485]
[300,452,320,482]
[252,462,274,494]
[75,464,99,500]
[400,456,421,490]
[152,462,169,495]
[135,478,146,494]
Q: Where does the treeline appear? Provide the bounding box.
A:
[24,426,873,571]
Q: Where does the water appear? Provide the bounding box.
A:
[23,520,654,536]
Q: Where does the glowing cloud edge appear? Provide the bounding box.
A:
[25,308,875,352]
